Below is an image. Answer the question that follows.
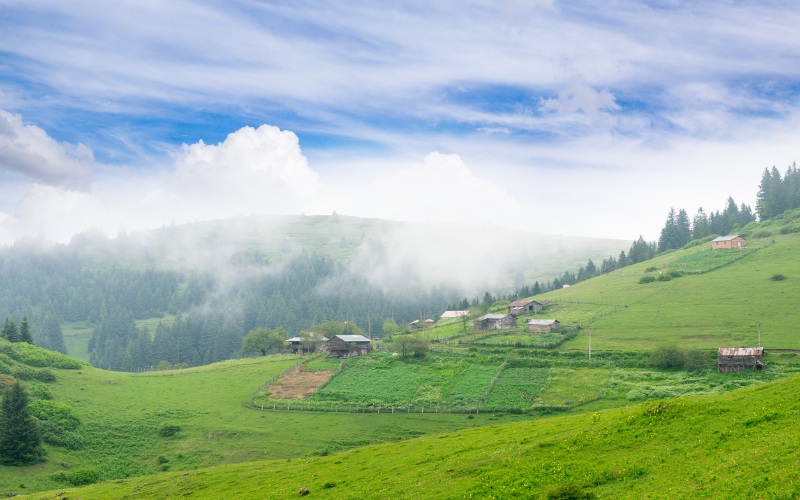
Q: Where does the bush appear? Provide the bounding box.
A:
[0,343,83,369]
[770,274,786,281]
[29,400,81,431]
[159,424,181,437]
[547,483,598,499]
[27,383,53,400]
[645,266,658,272]
[657,274,672,281]
[638,276,656,284]
[684,349,710,372]
[64,468,100,486]
[650,345,684,369]
[12,366,56,382]
[38,420,84,450]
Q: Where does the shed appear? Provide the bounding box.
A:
[440,310,469,319]
[508,299,543,316]
[711,235,747,250]
[327,334,372,358]
[285,332,329,353]
[527,319,560,333]
[717,347,764,372]
[473,314,516,330]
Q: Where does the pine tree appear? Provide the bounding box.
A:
[18,316,33,344]
[0,381,45,465]
[1,318,20,343]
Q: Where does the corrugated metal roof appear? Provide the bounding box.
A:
[333,335,371,342]
[440,310,469,318]
[527,319,558,326]
[509,299,539,307]
[478,314,509,320]
[712,235,742,242]
[286,334,329,343]
[718,347,763,356]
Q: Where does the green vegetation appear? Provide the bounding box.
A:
[23,373,800,499]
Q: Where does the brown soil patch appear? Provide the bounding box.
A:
[268,365,334,399]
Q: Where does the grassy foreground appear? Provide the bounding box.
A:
[22,372,800,499]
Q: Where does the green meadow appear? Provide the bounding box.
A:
[5,221,800,498]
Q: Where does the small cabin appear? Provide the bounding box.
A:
[527,319,560,333]
[285,333,329,353]
[711,235,747,250]
[508,300,543,317]
[717,347,764,372]
[440,310,469,319]
[327,334,372,358]
[473,314,516,330]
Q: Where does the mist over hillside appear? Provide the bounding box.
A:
[0,214,626,371]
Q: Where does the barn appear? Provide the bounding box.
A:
[711,235,747,249]
[326,334,372,358]
[285,333,329,353]
[717,347,765,372]
[527,319,560,333]
[508,299,543,316]
[473,314,516,330]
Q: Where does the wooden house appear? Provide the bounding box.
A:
[285,333,328,353]
[327,334,372,358]
[711,235,747,250]
[473,314,516,330]
[717,347,764,372]
[440,310,469,319]
[508,299,543,316]
[527,319,560,333]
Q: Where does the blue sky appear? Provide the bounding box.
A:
[1,0,799,244]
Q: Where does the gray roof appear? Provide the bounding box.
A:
[477,314,509,320]
[286,334,329,343]
[712,235,742,242]
[527,319,558,326]
[332,334,371,342]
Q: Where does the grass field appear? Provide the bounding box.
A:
[22,372,800,499]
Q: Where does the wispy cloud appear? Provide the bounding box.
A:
[1,1,799,243]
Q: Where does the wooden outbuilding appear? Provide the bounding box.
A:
[440,310,469,319]
[327,334,372,358]
[717,347,764,372]
[508,299,543,316]
[527,319,560,333]
[711,235,747,250]
[473,314,516,330]
[285,333,329,353]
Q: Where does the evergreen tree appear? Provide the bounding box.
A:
[39,313,67,354]
[0,381,45,465]
[18,316,32,344]
[1,318,19,343]
[692,208,710,240]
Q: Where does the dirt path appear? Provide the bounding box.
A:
[268,366,335,399]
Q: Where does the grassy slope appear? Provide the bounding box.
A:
[23,373,800,499]
[0,355,525,495]
[540,234,800,350]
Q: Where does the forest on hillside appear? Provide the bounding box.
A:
[0,237,463,371]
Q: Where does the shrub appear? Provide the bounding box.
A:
[645,266,658,272]
[657,274,672,281]
[547,483,597,499]
[65,468,100,486]
[650,345,684,369]
[159,424,181,437]
[29,400,81,431]
[638,276,656,284]
[38,420,84,450]
[770,274,786,281]
[12,366,56,382]
[667,271,683,278]
[1,343,83,369]
[27,383,53,400]
[684,349,710,372]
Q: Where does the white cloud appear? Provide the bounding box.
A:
[0,110,93,189]
[329,152,524,227]
[540,75,620,123]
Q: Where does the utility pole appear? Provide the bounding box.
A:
[588,327,592,362]
[758,322,762,348]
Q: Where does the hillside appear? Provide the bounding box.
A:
[20,373,800,499]
[4,215,800,497]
